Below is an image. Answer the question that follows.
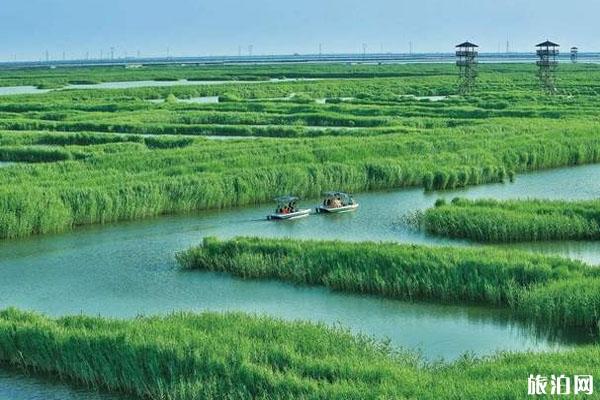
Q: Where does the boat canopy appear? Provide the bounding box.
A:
[274,195,299,204]
[323,191,352,199]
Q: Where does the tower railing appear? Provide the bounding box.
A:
[455,50,478,57]
[536,49,559,57]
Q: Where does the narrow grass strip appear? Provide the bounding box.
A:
[177,237,600,330]
[423,198,600,243]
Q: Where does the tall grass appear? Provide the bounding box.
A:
[2,63,600,238]
[0,145,76,162]
[518,277,600,329]
[0,308,598,400]
[0,131,145,146]
[1,122,600,239]
[0,308,417,399]
[423,198,600,242]
[0,62,460,88]
[177,237,600,331]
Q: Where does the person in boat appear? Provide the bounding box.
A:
[332,196,342,208]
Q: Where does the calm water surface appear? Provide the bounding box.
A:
[0,370,132,400]
[0,78,318,96]
[0,86,52,96]
[148,96,220,104]
[1,164,599,397]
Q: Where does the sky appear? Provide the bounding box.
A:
[0,0,598,61]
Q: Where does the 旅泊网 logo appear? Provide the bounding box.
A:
[528,374,594,396]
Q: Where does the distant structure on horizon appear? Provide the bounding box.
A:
[455,41,478,94]
[571,47,578,63]
[536,40,559,93]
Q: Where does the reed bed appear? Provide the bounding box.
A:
[1,122,600,239]
[177,237,600,331]
[2,63,600,238]
[0,145,76,162]
[518,277,600,329]
[423,198,600,242]
[0,308,598,400]
[0,62,458,88]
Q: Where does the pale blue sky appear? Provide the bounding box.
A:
[0,0,597,61]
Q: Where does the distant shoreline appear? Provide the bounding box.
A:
[1,51,599,69]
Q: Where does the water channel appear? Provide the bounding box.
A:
[0,78,318,96]
[1,164,599,398]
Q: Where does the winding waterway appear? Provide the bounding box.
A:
[1,164,599,398]
[0,78,318,96]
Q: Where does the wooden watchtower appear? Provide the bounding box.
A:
[571,47,578,63]
[456,41,479,94]
[536,40,559,92]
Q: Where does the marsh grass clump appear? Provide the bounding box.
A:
[177,237,600,331]
[423,198,600,243]
[0,308,599,400]
[143,136,194,149]
[165,93,178,103]
[0,145,75,162]
[518,277,600,330]
[0,308,422,400]
[218,93,241,102]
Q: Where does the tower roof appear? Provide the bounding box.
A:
[456,41,479,48]
[536,40,560,47]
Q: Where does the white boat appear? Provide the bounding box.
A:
[268,208,311,220]
[268,196,311,220]
[316,192,359,214]
[317,203,359,214]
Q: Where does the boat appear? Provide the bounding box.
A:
[316,192,359,214]
[267,196,311,220]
